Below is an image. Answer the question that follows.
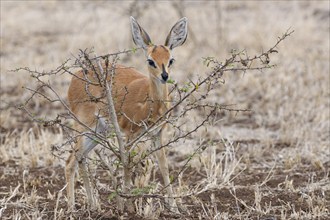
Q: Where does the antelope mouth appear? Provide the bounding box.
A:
[160,78,167,84]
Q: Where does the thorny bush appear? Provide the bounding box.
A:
[16,29,293,213]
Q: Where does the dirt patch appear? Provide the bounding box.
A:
[1,160,328,219]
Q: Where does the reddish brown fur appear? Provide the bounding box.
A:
[68,48,171,139]
[149,46,170,67]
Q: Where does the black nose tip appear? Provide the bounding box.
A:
[161,72,168,81]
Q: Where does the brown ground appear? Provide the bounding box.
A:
[1,150,329,219]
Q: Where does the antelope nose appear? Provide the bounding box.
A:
[161,72,168,82]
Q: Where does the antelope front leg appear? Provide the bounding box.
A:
[153,132,178,213]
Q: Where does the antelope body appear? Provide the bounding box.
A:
[65,17,188,211]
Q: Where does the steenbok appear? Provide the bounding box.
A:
[65,16,188,212]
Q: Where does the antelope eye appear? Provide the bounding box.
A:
[168,58,175,67]
[147,59,157,68]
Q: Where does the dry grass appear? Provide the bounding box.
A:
[0,1,329,219]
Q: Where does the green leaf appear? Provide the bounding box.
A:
[169,175,174,183]
[130,150,138,158]
[130,186,152,195]
[132,47,137,53]
[167,78,175,84]
[108,192,117,201]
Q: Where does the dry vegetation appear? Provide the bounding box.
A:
[0,1,329,220]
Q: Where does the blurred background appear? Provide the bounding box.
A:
[1,0,329,150]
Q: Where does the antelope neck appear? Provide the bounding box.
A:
[149,75,168,102]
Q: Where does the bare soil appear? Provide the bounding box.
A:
[1,164,329,219]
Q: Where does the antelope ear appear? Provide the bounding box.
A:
[130,16,152,50]
[165,17,188,50]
